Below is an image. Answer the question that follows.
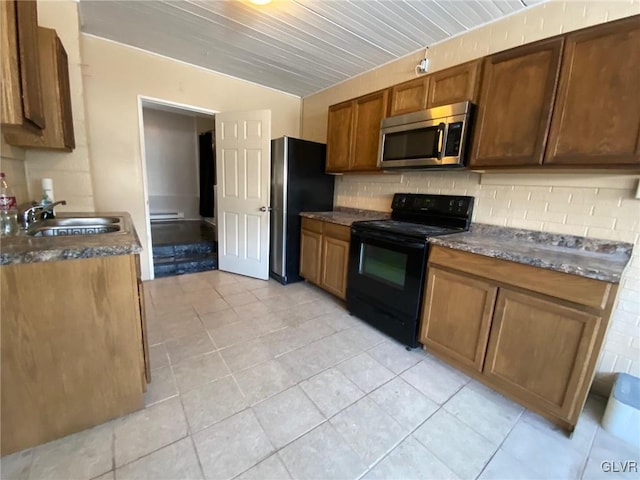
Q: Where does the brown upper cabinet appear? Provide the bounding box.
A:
[326,100,354,172]
[1,0,45,134]
[469,38,564,168]
[5,27,75,151]
[388,60,482,117]
[545,17,640,167]
[426,59,482,108]
[326,89,388,173]
[389,77,429,116]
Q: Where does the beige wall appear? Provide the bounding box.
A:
[24,0,95,211]
[81,34,301,279]
[301,0,640,394]
[0,140,28,205]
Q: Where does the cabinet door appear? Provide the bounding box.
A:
[351,89,389,171]
[4,28,75,151]
[545,18,640,167]
[300,229,322,285]
[420,267,497,372]
[469,38,563,167]
[321,236,350,300]
[484,289,600,419]
[137,278,150,384]
[326,100,354,173]
[389,77,429,116]
[1,0,45,132]
[426,60,482,108]
[133,255,150,385]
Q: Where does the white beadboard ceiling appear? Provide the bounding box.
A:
[78,0,545,97]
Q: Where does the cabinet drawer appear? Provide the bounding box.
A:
[301,217,323,234]
[323,221,350,242]
[428,246,612,310]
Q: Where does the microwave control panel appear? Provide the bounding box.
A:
[444,122,463,157]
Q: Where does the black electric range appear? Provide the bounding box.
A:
[346,193,474,348]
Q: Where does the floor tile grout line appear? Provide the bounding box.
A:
[472,404,527,479]
[356,387,448,479]
[188,432,207,480]
[579,420,602,479]
[407,380,505,479]
[112,434,191,475]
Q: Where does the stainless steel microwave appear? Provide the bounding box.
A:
[378,101,473,170]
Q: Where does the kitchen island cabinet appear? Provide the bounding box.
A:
[421,244,620,431]
[0,214,146,455]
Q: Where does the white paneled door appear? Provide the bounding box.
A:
[215,110,271,280]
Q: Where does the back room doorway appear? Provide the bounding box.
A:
[140,99,217,278]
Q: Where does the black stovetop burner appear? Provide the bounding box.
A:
[352,219,464,240]
[353,193,475,240]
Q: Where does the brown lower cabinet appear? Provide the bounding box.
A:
[0,254,149,455]
[300,217,350,299]
[420,246,617,432]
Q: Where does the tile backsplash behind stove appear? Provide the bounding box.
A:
[335,171,640,395]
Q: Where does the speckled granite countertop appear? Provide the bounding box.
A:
[429,223,633,283]
[300,207,390,226]
[0,212,142,265]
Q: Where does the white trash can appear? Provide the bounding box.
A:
[602,373,640,448]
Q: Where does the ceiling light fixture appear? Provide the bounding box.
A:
[249,0,272,5]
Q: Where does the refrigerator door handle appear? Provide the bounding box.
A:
[259,206,273,212]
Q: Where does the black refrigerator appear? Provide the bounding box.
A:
[270,136,334,285]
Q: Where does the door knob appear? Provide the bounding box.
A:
[259,206,272,212]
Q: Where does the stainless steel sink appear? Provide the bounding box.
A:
[42,216,120,226]
[25,216,125,237]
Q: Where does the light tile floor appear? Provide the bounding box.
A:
[2,270,639,480]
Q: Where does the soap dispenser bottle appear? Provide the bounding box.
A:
[40,178,55,220]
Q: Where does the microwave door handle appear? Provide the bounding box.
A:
[437,122,446,159]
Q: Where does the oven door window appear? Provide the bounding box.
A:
[359,244,408,288]
[383,125,441,162]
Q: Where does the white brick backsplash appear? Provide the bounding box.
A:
[505,218,545,231]
[529,188,571,203]
[566,213,616,230]
[611,319,640,338]
[547,201,593,215]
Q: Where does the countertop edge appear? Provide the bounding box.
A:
[0,212,143,265]
[429,237,627,283]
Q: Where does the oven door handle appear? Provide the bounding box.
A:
[353,230,427,249]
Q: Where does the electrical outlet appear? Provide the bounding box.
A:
[418,58,429,73]
[636,179,640,199]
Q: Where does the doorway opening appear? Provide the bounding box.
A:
[139,98,217,278]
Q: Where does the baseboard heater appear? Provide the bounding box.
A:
[150,212,184,221]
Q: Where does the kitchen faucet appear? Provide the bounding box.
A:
[19,200,67,229]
